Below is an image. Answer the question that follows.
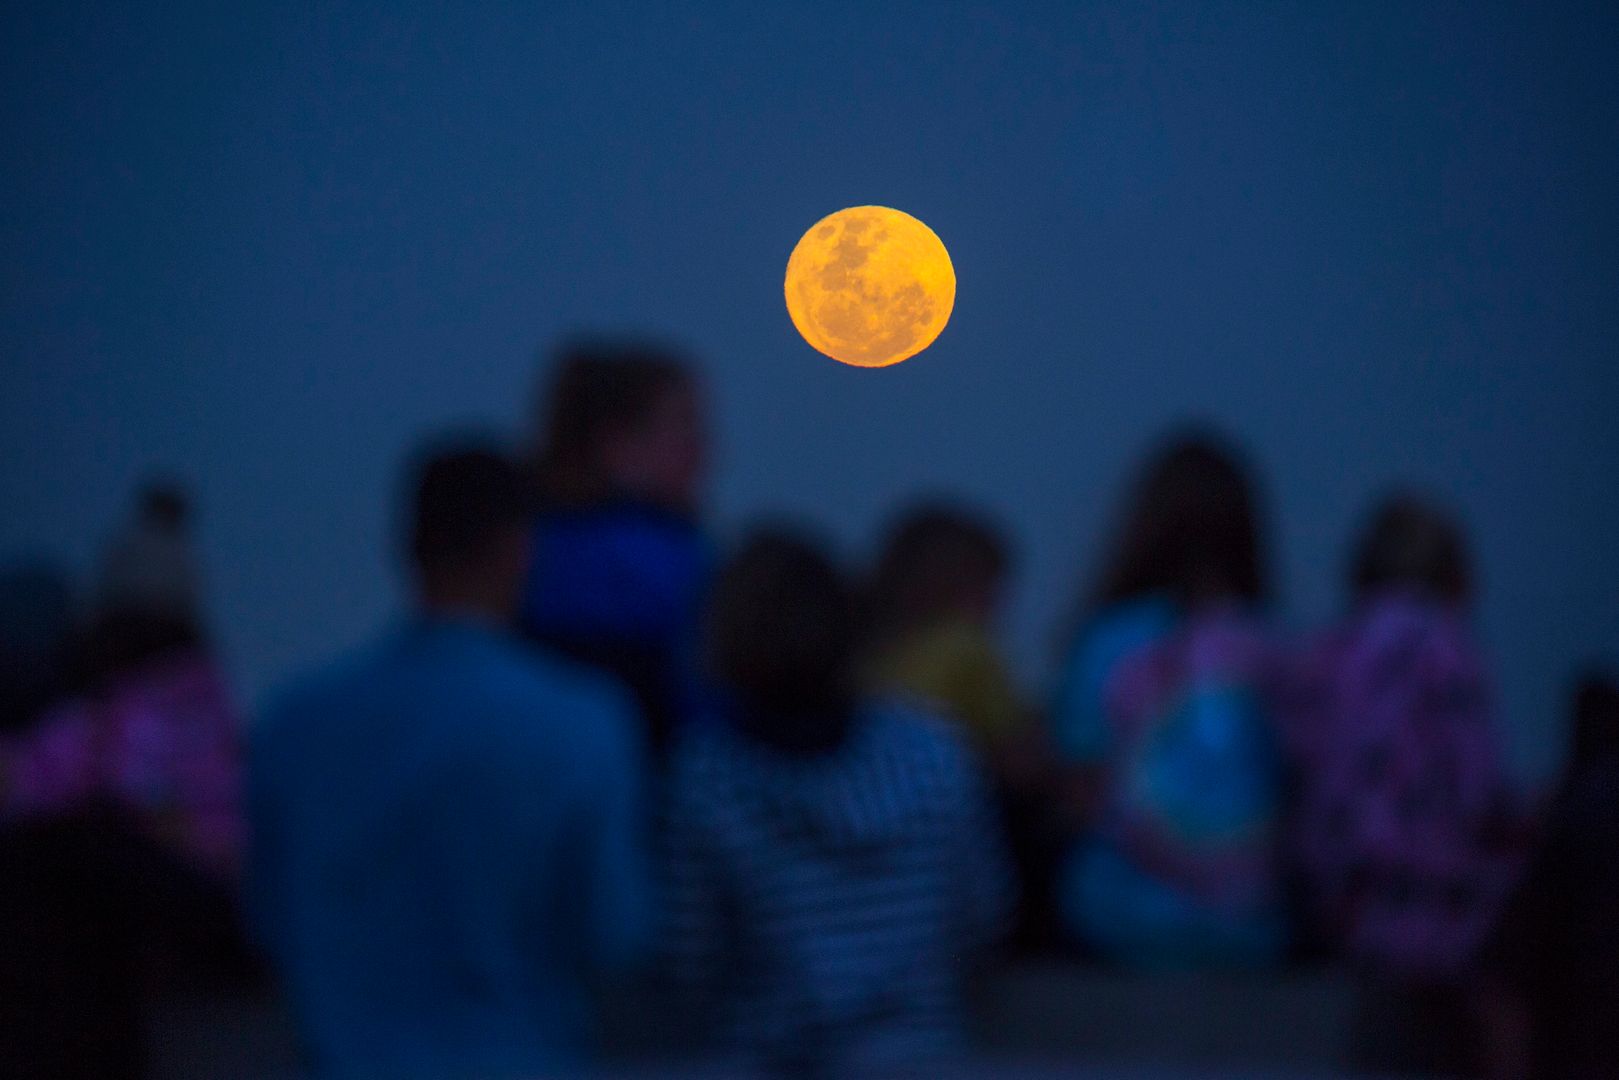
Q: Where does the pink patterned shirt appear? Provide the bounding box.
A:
[1,649,243,877]
[1285,594,1525,979]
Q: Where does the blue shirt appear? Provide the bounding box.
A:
[520,499,710,755]
[1051,599,1286,968]
[1052,596,1177,764]
[521,500,708,647]
[249,618,651,1078]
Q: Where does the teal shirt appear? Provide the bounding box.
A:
[1052,599,1286,967]
[1052,597,1177,764]
[249,618,651,1077]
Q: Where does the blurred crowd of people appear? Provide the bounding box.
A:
[2,341,1615,1079]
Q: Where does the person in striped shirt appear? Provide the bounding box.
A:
[660,529,1013,1075]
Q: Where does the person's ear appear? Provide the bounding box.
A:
[499,526,532,580]
[488,527,531,620]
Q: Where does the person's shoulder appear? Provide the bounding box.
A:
[859,697,978,781]
[609,501,708,571]
[1342,593,1480,667]
[473,632,644,758]
[1098,596,1179,634]
[251,640,394,767]
[529,500,709,625]
[1346,590,1449,634]
[1180,603,1283,662]
[874,620,990,696]
[667,715,744,773]
[480,631,636,714]
[662,720,750,817]
[542,498,705,549]
[259,639,384,726]
[913,618,999,669]
[1073,596,1177,664]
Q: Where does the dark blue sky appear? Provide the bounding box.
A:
[4,1,1616,775]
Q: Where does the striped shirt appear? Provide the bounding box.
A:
[660,700,1012,1074]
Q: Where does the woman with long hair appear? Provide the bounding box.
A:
[1049,430,1289,967]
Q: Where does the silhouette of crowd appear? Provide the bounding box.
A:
[2,341,1614,1079]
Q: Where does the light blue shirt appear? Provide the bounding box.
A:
[1052,596,1177,764]
[249,617,651,1078]
[1051,598,1286,968]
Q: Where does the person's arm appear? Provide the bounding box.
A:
[166,659,245,878]
[948,632,1045,788]
[242,715,284,956]
[0,704,97,820]
[1048,640,1113,832]
[951,744,1017,950]
[658,755,726,996]
[575,692,655,977]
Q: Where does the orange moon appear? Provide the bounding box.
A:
[784,206,956,368]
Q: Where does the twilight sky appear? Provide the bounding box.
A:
[4,1,1616,776]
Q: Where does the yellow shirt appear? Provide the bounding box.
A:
[869,619,1025,747]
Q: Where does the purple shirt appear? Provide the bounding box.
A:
[1286,593,1525,978]
[2,649,243,877]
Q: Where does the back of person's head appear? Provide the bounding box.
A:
[1350,493,1472,607]
[93,476,202,668]
[706,529,857,754]
[868,501,1009,642]
[405,442,534,617]
[137,480,189,532]
[533,339,703,510]
[0,562,77,733]
[1568,669,1619,768]
[1088,429,1269,616]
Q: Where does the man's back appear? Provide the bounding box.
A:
[250,618,648,1078]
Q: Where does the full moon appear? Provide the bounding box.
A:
[784,206,956,368]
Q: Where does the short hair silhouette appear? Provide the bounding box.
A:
[1568,670,1619,767]
[868,501,1008,640]
[1350,493,1472,605]
[1089,430,1269,615]
[533,339,694,503]
[138,480,189,529]
[705,530,856,752]
[407,445,532,574]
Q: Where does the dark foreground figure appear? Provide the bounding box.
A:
[249,446,651,1077]
[659,530,1013,1075]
